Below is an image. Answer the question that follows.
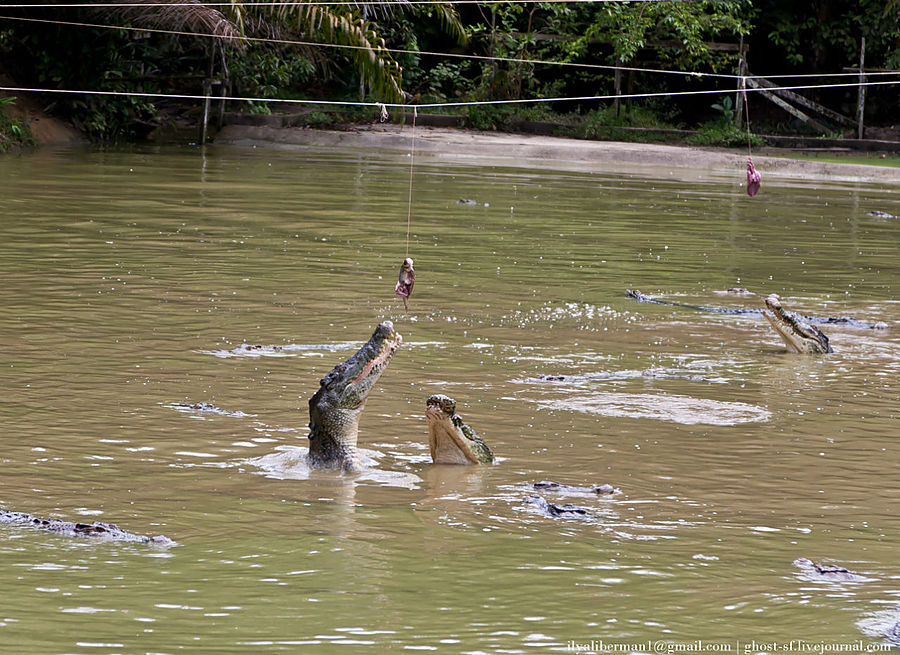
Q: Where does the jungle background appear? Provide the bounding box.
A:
[0,0,898,148]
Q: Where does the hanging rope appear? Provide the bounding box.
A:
[394,107,417,313]
[405,107,417,259]
[742,76,761,197]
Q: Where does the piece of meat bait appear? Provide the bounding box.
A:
[394,257,415,311]
[746,157,761,196]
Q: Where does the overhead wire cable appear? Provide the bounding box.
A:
[0,14,734,79]
[2,14,899,82]
[2,79,897,110]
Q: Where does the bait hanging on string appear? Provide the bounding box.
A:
[746,157,761,196]
[394,108,417,314]
[740,71,761,197]
[395,257,415,312]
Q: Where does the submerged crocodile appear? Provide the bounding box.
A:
[626,289,888,330]
[763,293,833,354]
[307,321,403,472]
[524,495,590,518]
[533,480,617,495]
[425,394,494,464]
[793,558,868,582]
[169,402,256,418]
[0,509,175,546]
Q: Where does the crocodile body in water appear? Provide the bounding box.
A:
[307,321,403,472]
[533,480,617,495]
[524,495,591,518]
[793,558,868,582]
[1,509,175,546]
[425,394,494,464]
[626,289,888,330]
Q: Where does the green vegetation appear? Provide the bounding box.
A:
[686,121,765,148]
[0,96,35,151]
[0,1,897,143]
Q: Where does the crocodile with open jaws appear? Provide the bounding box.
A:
[307,321,403,472]
[626,289,888,330]
[762,293,833,354]
[425,394,494,464]
[0,509,175,546]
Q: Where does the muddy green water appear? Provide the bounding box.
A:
[1,142,899,654]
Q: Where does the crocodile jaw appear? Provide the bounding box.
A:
[308,321,402,472]
[425,394,492,465]
[426,408,481,464]
[762,294,832,354]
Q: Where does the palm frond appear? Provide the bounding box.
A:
[91,0,242,47]
[424,3,467,47]
[273,3,403,102]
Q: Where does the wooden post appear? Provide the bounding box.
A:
[200,79,212,144]
[216,43,229,130]
[746,78,830,134]
[614,58,622,118]
[857,37,866,139]
[751,75,854,126]
[199,45,215,144]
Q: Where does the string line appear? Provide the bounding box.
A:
[405,108,416,258]
[2,80,897,110]
[2,15,898,82]
[742,76,752,156]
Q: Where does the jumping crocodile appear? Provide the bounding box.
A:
[626,289,888,330]
[307,321,402,472]
[763,293,833,354]
[425,394,494,464]
[0,509,175,546]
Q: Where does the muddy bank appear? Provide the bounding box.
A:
[0,71,83,146]
[214,123,900,185]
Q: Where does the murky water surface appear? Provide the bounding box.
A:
[1,142,899,654]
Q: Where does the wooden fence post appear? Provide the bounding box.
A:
[198,45,215,144]
[857,37,866,139]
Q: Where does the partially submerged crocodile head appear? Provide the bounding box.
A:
[425,394,494,464]
[762,294,833,354]
[308,321,402,472]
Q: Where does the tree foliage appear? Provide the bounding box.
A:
[0,0,897,140]
[755,0,900,70]
[572,0,750,68]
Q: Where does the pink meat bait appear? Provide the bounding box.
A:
[394,257,415,312]
[746,157,761,196]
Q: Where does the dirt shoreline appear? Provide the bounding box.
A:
[215,123,900,185]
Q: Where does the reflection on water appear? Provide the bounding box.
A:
[1,143,899,651]
[529,392,771,425]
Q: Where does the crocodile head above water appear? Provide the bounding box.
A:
[762,294,833,354]
[308,321,402,472]
[425,394,494,465]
